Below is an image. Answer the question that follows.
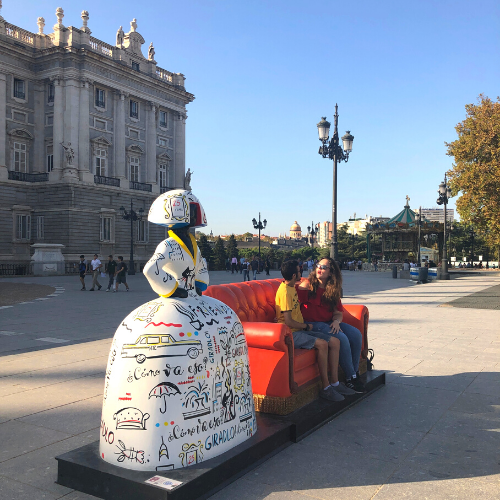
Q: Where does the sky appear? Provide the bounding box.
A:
[4,1,500,237]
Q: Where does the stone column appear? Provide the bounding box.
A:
[0,72,6,177]
[114,91,126,180]
[78,79,93,183]
[50,78,64,180]
[33,82,45,172]
[62,78,80,181]
[146,102,158,190]
[174,112,186,189]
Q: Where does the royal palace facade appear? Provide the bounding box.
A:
[0,7,194,267]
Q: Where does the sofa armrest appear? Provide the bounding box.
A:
[242,321,292,352]
[342,304,369,358]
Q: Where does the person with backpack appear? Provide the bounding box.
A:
[114,256,129,292]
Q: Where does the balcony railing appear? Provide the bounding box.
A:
[8,171,49,182]
[130,181,152,192]
[89,37,114,58]
[94,175,120,187]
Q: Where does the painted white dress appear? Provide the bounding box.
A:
[99,231,257,471]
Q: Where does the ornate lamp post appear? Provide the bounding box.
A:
[252,213,267,259]
[436,174,452,279]
[317,105,354,261]
[119,201,144,276]
[307,222,317,248]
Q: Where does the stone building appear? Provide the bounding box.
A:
[0,7,194,267]
[289,221,302,240]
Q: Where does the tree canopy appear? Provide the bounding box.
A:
[446,95,500,250]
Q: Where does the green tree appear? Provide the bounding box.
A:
[446,95,500,258]
[226,234,239,260]
[197,233,213,269]
[212,237,227,270]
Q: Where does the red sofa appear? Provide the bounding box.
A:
[204,278,369,415]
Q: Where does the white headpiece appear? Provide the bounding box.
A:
[148,189,207,228]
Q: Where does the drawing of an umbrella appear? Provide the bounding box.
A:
[148,382,181,414]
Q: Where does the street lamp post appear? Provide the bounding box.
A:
[252,213,267,260]
[317,105,354,262]
[436,174,452,279]
[417,206,422,266]
[469,227,476,266]
[307,222,317,249]
[119,200,144,276]
[351,233,358,261]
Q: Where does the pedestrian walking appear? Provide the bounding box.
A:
[265,256,271,276]
[231,256,237,274]
[114,256,130,292]
[89,254,102,291]
[79,255,87,291]
[242,259,250,281]
[106,255,117,291]
[250,256,259,280]
[240,256,245,274]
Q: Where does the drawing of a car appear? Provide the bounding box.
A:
[121,334,203,364]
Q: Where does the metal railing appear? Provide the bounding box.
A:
[130,181,152,192]
[0,263,33,276]
[94,175,120,187]
[8,171,49,182]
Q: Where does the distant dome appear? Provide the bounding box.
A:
[290,221,301,231]
[290,221,302,239]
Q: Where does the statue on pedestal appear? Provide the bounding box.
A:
[116,26,124,48]
[61,142,75,165]
[148,42,155,61]
[184,168,192,189]
[99,190,257,471]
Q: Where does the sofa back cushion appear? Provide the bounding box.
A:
[204,279,283,323]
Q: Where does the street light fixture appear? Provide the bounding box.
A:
[351,233,358,261]
[317,104,354,261]
[252,213,267,260]
[119,200,144,276]
[307,222,317,248]
[436,174,452,279]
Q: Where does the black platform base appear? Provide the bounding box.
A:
[56,370,385,500]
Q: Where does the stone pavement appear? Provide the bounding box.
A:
[0,270,499,499]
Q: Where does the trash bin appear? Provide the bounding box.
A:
[392,265,398,279]
[418,267,428,283]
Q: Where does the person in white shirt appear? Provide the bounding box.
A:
[90,254,102,291]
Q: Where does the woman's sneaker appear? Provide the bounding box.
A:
[319,386,344,402]
[345,377,367,393]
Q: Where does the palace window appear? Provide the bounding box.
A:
[95,148,107,176]
[13,142,27,172]
[130,100,139,119]
[132,61,140,72]
[129,156,140,182]
[100,217,112,242]
[13,78,25,99]
[17,215,31,240]
[36,216,44,239]
[48,83,55,103]
[137,219,148,243]
[46,144,53,172]
[95,87,105,108]
[159,110,168,128]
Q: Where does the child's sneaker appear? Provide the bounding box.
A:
[332,382,356,396]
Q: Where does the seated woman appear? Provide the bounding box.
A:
[297,258,366,393]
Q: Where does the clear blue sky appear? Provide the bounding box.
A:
[5,1,500,236]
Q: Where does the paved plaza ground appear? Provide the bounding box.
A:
[0,269,499,499]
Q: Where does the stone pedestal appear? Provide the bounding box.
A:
[31,243,65,276]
